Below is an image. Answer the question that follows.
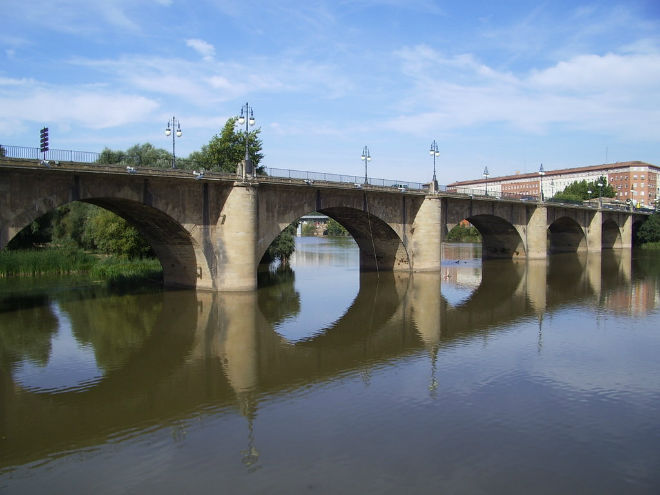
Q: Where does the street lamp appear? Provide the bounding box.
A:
[238,102,256,180]
[361,146,371,185]
[538,163,545,202]
[429,140,439,192]
[165,116,182,169]
[597,178,605,208]
[483,166,490,196]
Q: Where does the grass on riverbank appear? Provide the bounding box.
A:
[0,247,94,276]
[90,257,163,288]
[640,242,660,250]
[0,248,163,286]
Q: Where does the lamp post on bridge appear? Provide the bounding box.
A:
[165,116,182,169]
[429,140,439,192]
[538,163,545,202]
[361,146,371,185]
[238,102,256,180]
[597,178,605,208]
[483,166,490,196]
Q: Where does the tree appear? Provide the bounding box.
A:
[98,143,172,168]
[189,117,264,173]
[85,208,153,258]
[263,223,297,266]
[124,143,172,168]
[446,224,482,242]
[553,176,616,202]
[98,147,127,165]
[326,218,349,236]
[637,213,660,244]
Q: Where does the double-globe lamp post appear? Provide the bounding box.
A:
[238,102,256,180]
[361,146,371,185]
[165,116,182,169]
[483,166,490,196]
[538,163,545,202]
[597,178,605,207]
[429,140,439,192]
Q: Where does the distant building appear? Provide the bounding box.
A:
[447,161,659,207]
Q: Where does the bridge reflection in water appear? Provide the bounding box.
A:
[0,244,651,478]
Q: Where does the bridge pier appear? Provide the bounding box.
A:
[526,205,548,259]
[621,215,633,249]
[586,210,602,253]
[410,197,443,271]
[216,183,259,291]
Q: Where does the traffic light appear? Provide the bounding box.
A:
[40,127,49,152]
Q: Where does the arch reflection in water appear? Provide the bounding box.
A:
[0,255,544,470]
[1,245,660,492]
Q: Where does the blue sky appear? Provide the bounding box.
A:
[1,0,659,184]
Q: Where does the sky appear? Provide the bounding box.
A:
[1,0,659,185]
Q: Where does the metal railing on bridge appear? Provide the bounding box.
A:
[261,167,426,191]
[0,144,101,163]
[0,143,649,212]
[0,143,426,191]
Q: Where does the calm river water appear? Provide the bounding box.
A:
[1,237,659,494]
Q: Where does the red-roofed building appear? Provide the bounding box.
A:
[447,161,659,207]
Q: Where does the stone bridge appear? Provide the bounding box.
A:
[0,159,648,291]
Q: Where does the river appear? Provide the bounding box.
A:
[1,237,659,494]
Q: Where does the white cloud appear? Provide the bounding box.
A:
[70,52,353,105]
[0,80,159,132]
[387,45,660,140]
[186,39,216,61]
[528,53,660,93]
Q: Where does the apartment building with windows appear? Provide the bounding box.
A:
[447,161,659,207]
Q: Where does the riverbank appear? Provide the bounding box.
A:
[0,247,162,286]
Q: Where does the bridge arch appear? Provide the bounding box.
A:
[259,206,409,271]
[602,218,622,249]
[84,198,209,287]
[547,216,586,253]
[466,214,526,259]
[5,197,210,289]
[256,186,412,272]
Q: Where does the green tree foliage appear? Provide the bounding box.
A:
[98,143,172,168]
[446,224,482,242]
[326,218,350,236]
[263,223,297,266]
[51,202,97,249]
[98,147,127,164]
[86,208,153,259]
[637,213,660,244]
[301,222,317,235]
[552,176,616,202]
[189,117,264,173]
[125,143,172,168]
[11,202,152,259]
